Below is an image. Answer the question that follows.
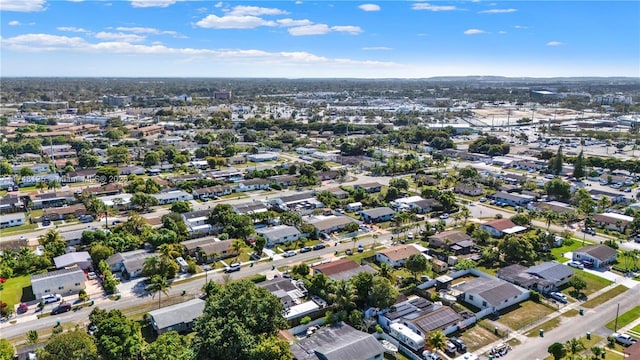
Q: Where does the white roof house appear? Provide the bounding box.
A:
[53,251,92,270]
[98,193,133,207]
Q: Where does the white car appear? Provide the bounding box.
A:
[41,294,62,304]
[567,261,584,269]
[439,213,449,220]
[224,263,241,273]
[612,333,637,346]
[549,292,568,304]
[87,272,98,280]
[283,250,297,258]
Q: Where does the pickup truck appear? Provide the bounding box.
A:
[611,333,637,347]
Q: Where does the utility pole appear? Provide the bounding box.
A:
[614,303,620,332]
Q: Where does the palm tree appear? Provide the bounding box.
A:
[427,331,447,354]
[460,207,471,226]
[231,239,244,261]
[146,275,171,309]
[565,338,585,360]
[544,211,557,231]
[35,180,47,192]
[598,196,611,213]
[378,262,393,280]
[142,256,160,278]
[590,346,605,360]
[329,280,356,311]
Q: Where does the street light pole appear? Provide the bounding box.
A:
[614,303,620,332]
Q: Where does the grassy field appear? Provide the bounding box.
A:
[497,301,555,330]
[560,270,613,298]
[542,334,604,360]
[551,240,587,262]
[0,275,32,309]
[582,285,628,308]
[563,309,580,317]
[0,223,39,237]
[524,317,561,337]
[605,305,640,330]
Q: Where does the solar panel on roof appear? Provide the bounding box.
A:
[413,308,460,332]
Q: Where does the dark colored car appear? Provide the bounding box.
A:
[51,303,72,315]
[42,220,51,226]
[312,244,326,250]
[449,337,467,353]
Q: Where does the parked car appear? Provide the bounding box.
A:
[42,220,51,226]
[79,215,94,223]
[357,244,364,253]
[444,341,457,356]
[567,261,584,269]
[479,197,487,202]
[283,250,297,258]
[224,263,241,273]
[87,272,98,280]
[422,350,442,360]
[17,303,28,314]
[449,337,467,353]
[313,244,326,250]
[611,333,637,346]
[345,249,353,255]
[51,303,72,315]
[549,292,568,304]
[439,213,449,220]
[41,294,62,304]
[581,227,596,235]
[300,246,313,253]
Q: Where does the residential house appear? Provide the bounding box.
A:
[42,204,87,221]
[390,196,438,214]
[345,202,363,212]
[0,212,25,229]
[118,165,146,176]
[182,209,213,234]
[593,212,633,232]
[256,225,301,247]
[290,322,385,360]
[361,207,395,223]
[153,190,194,205]
[98,193,133,208]
[497,262,574,294]
[81,183,122,197]
[60,229,86,246]
[454,277,530,312]
[428,230,475,255]
[572,244,618,268]
[454,183,483,196]
[375,244,423,268]
[236,178,271,192]
[67,169,98,183]
[29,190,76,209]
[227,156,246,165]
[307,215,354,234]
[258,277,307,309]
[312,258,377,281]
[106,250,156,278]
[589,189,628,204]
[317,170,339,181]
[354,182,383,194]
[325,187,349,199]
[247,152,279,162]
[31,267,86,299]
[529,201,576,216]
[181,238,235,264]
[53,251,92,270]
[148,298,205,335]
[0,194,23,214]
[491,192,535,207]
[192,185,232,199]
[233,201,269,215]
[0,176,15,190]
[136,125,164,137]
[269,175,298,188]
[480,218,527,238]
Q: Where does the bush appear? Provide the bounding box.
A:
[530,290,541,303]
[375,324,383,334]
[249,274,267,283]
[300,316,311,325]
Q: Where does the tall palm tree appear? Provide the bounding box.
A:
[565,338,585,360]
[427,330,447,354]
[329,280,356,312]
[598,196,611,213]
[460,207,471,226]
[544,211,557,231]
[146,275,171,309]
[231,239,244,261]
[378,262,393,280]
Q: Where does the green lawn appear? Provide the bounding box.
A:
[614,254,640,272]
[560,270,613,297]
[605,305,640,330]
[582,285,628,308]
[0,275,32,309]
[0,223,39,237]
[524,317,561,337]
[551,239,588,262]
[497,300,555,330]
[475,265,498,276]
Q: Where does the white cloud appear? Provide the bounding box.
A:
[115,26,178,36]
[276,18,313,27]
[214,1,222,7]
[288,24,331,36]
[57,26,89,33]
[8,20,21,26]
[514,25,529,29]
[227,5,287,16]
[331,25,363,35]
[67,0,84,2]
[498,30,507,34]
[0,0,46,12]
[196,14,276,29]
[479,8,517,14]
[358,4,380,12]
[464,29,485,35]
[362,46,392,51]
[295,0,302,4]
[546,41,564,46]
[130,0,181,8]
[412,3,457,11]
[94,32,146,43]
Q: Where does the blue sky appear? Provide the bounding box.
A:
[1,0,639,78]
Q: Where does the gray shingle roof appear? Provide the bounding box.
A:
[148,298,205,330]
[456,278,524,307]
[361,207,395,219]
[291,322,385,360]
[526,262,574,282]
